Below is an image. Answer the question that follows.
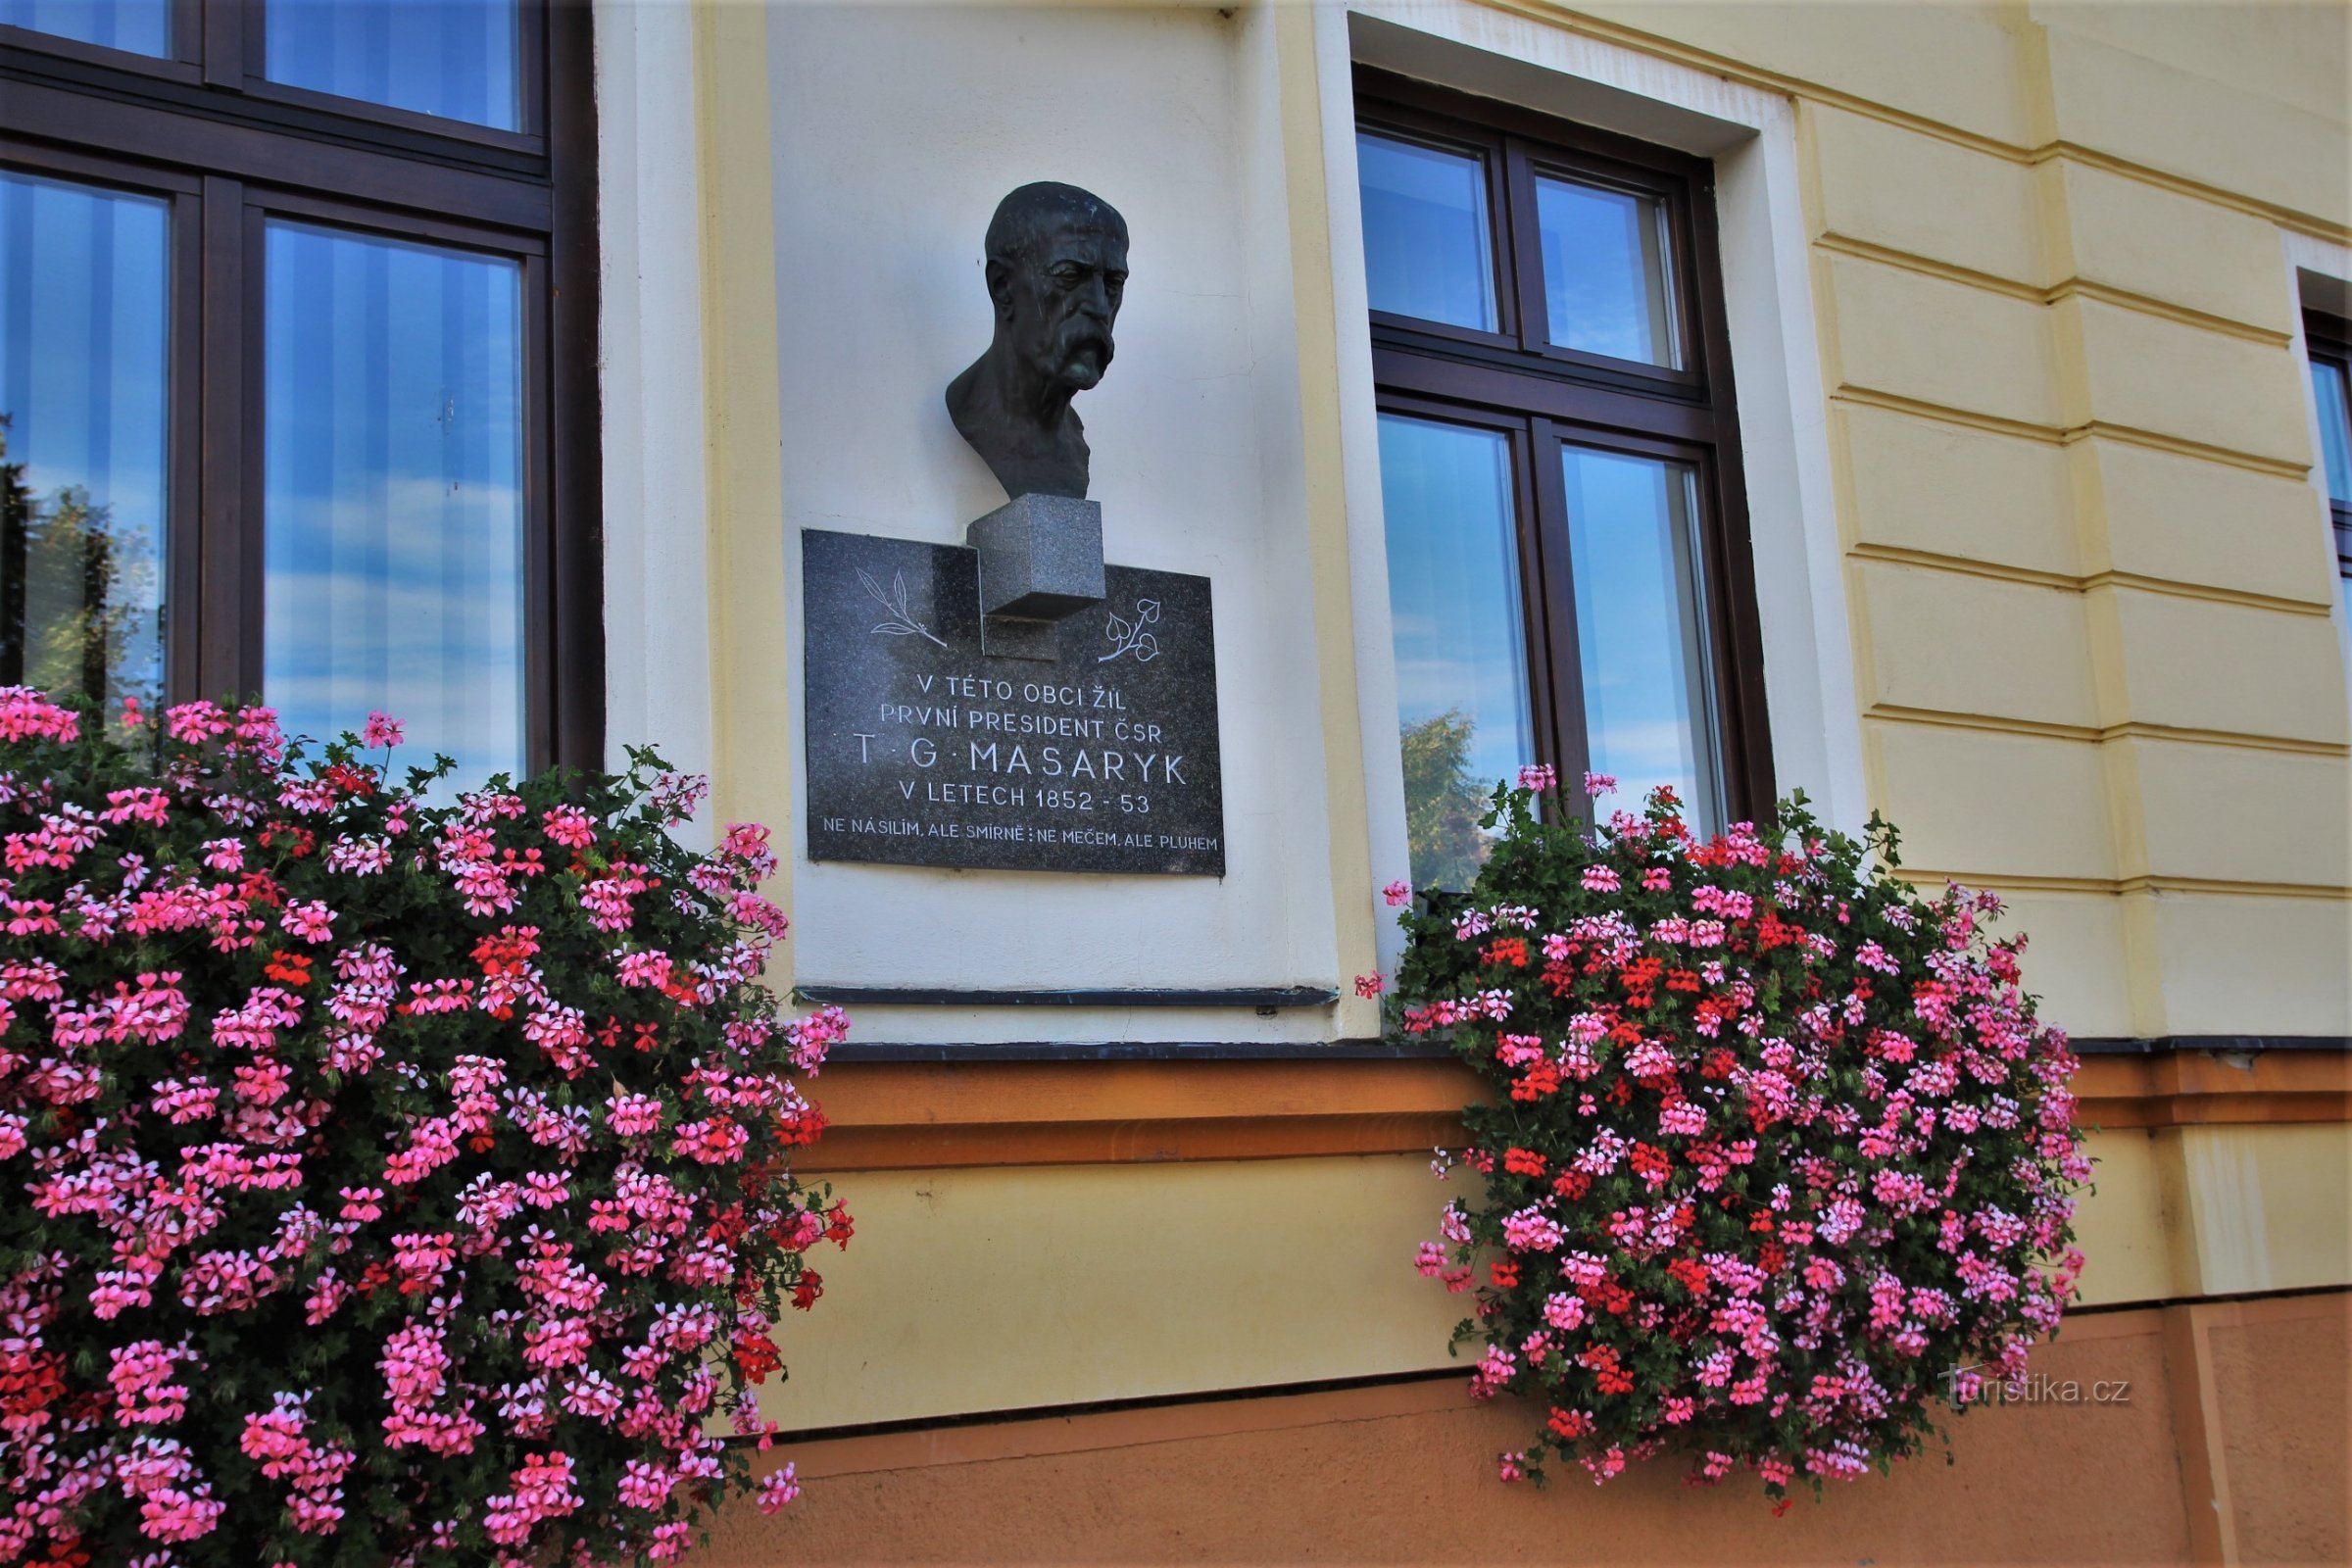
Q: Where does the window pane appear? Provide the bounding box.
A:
[1357,132,1497,332]
[0,0,170,57]
[1536,173,1679,368]
[0,171,169,711]
[1378,414,1534,889]
[266,0,519,131]
[264,220,524,785]
[2309,354,2352,505]
[1559,444,1719,829]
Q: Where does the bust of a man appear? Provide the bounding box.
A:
[946,182,1128,501]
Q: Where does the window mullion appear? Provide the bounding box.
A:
[171,0,203,67]
[521,250,555,770]
[1524,415,1593,808]
[193,172,245,702]
[164,183,203,705]
[1498,136,1547,354]
[518,1,550,142]
[546,0,602,772]
[197,0,243,88]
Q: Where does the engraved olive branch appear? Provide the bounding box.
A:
[858,566,949,650]
[1099,598,1161,663]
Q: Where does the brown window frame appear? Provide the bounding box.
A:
[0,0,601,771]
[1358,68,1773,829]
[2306,309,2352,589]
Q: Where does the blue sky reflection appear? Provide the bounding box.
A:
[1380,412,1534,797]
[1561,444,1719,829]
[263,220,524,789]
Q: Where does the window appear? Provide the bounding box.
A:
[2305,310,2352,606]
[0,0,598,778]
[1356,72,1770,889]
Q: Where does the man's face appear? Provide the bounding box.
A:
[998,219,1128,392]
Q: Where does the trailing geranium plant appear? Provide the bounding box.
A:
[1388,768,2087,1501]
[0,689,852,1566]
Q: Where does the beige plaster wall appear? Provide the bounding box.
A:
[764,1122,2347,1432]
[677,0,2352,1446]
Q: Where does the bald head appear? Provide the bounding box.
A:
[985,182,1129,270]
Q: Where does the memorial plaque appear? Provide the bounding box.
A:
[802,528,1225,875]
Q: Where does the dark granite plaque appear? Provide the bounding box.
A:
[802,528,1224,875]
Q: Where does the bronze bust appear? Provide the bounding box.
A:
[945,182,1128,501]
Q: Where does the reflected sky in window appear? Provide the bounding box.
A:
[1536,174,1678,368]
[264,220,523,788]
[2309,355,2352,505]
[0,170,168,710]
[1561,444,1719,829]
[267,0,519,130]
[1357,132,1497,333]
[0,0,169,57]
[1379,414,1533,888]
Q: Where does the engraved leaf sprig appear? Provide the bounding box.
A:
[858,566,949,650]
[1100,597,1161,663]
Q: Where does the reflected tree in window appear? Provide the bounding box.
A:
[1400,708,1495,892]
[0,170,169,715]
[0,416,160,710]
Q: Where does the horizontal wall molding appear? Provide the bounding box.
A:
[2072,418,2313,481]
[1845,543,2339,619]
[2077,1035,2352,1055]
[2037,140,2352,250]
[1832,385,2070,447]
[1866,705,2352,760]
[793,1045,2352,1172]
[829,1039,1434,1061]
[1467,0,2352,244]
[1891,868,2352,901]
[2063,279,2294,348]
[1475,0,2034,164]
[798,986,1340,1011]
[824,1036,2352,1062]
[800,1054,1469,1171]
[1815,231,2050,304]
[1832,387,2314,481]
[1848,543,2082,594]
[2094,569,2340,618]
[1814,233,2295,347]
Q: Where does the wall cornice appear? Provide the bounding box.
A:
[797,1043,2352,1172]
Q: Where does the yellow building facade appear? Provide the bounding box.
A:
[587,1,2351,1559]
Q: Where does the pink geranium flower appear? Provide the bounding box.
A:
[0,696,850,1561]
[1391,788,2084,1497]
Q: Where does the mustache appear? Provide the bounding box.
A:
[1051,325,1113,372]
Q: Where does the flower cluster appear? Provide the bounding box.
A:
[1391,776,2086,1500]
[0,692,850,1565]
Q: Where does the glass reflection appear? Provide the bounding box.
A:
[1357,132,1498,333]
[0,171,169,711]
[0,0,169,57]
[1379,414,1533,890]
[1559,444,1718,829]
[2308,356,2352,505]
[264,220,524,786]
[267,0,519,131]
[1536,173,1678,368]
